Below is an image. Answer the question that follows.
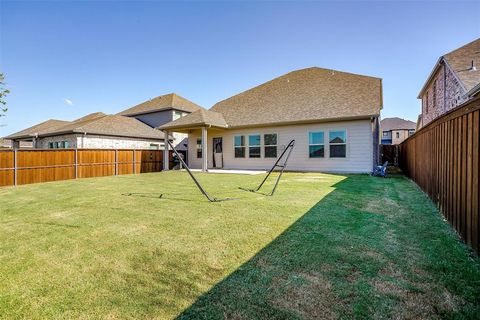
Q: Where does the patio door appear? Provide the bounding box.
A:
[213,137,223,168]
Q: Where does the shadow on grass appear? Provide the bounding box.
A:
[175,175,480,319]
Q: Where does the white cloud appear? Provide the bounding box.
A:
[63,98,74,106]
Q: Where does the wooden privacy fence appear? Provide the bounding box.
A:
[398,96,479,254]
[0,149,174,187]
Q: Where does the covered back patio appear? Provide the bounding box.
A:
[159,109,229,172]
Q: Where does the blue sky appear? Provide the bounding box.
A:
[1,1,479,135]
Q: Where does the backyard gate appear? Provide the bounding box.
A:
[380,144,398,166]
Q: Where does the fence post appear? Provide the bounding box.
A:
[13,148,17,186]
[115,149,118,175]
[133,149,136,174]
[74,148,78,179]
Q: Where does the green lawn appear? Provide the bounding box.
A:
[0,171,479,319]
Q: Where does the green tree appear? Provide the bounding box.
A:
[0,73,9,117]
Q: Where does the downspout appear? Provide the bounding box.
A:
[443,61,447,113]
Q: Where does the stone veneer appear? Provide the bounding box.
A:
[36,133,164,149]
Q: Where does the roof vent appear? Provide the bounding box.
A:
[470,60,477,71]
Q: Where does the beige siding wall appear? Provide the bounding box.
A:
[391,130,410,145]
[187,119,374,173]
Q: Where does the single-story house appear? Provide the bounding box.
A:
[5,112,166,149]
[380,117,416,145]
[159,67,383,173]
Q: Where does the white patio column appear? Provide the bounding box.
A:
[201,126,208,172]
[163,131,170,171]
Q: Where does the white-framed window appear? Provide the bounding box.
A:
[248,134,261,158]
[308,131,324,158]
[234,135,245,158]
[150,144,159,150]
[383,131,388,137]
[264,133,277,158]
[329,130,346,158]
[196,138,202,158]
[49,141,69,149]
[173,110,182,120]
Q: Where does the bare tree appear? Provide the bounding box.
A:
[0,73,9,117]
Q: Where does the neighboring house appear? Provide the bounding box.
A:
[418,38,480,128]
[380,117,416,145]
[0,138,32,148]
[159,67,383,173]
[6,93,202,150]
[5,112,166,149]
[117,93,202,149]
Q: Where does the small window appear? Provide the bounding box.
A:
[396,132,400,139]
[264,133,277,158]
[329,130,346,158]
[409,130,415,137]
[196,138,202,158]
[49,142,54,149]
[248,135,261,158]
[425,91,429,113]
[54,142,61,149]
[383,131,388,137]
[173,111,182,120]
[150,144,159,150]
[309,132,324,158]
[234,135,245,158]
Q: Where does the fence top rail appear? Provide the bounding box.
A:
[0,148,170,152]
[401,96,480,146]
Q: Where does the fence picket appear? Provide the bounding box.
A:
[399,97,480,254]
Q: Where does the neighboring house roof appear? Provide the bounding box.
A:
[4,119,71,140]
[380,117,416,131]
[418,38,480,98]
[160,67,382,130]
[443,38,480,94]
[159,109,228,131]
[7,113,165,140]
[117,93,203,116]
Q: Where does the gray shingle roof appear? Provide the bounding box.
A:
[158,67,382,130]
[7,113,165,140]
[418,38,480,98]
[158,109,228,131]
[380,117,416,131]
[117,93,202,116]
[444,38,480,93]
[5,119,71,139]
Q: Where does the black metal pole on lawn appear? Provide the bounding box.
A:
[245,139,296,196]
[166,139,219,202]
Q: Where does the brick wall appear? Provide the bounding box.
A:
[420,61,466,127]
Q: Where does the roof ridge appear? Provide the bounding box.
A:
[211,67,381,110]
[444,38,480,57]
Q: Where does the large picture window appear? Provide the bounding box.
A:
[248,135,261,158]
[329,130,346,158]
[309,132,324,158]
[196,138,202,158]
[234,135,245,158]
[264,133,277,158]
